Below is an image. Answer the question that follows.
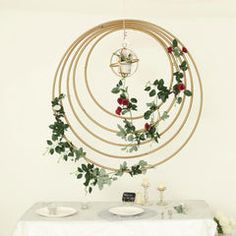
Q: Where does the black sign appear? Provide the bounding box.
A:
[122,192,136,202]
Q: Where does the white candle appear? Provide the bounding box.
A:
[135,192,144,205]
[158,183,166,191]
[142,178,150,187]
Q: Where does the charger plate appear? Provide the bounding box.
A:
[36,207,77,218]
[108,206,144,216]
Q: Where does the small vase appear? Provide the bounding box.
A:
[119,62,132,76]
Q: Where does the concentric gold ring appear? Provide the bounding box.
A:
[57,21,193,159]
[65,23,191,155]
[52,19,202,170]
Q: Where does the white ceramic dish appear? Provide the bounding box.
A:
[36,207,77,218]
[108,206,144,216]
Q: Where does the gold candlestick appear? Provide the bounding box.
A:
[157,185,167,206]
[142,184,149,205]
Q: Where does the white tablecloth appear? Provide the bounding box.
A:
[13,200,216,236]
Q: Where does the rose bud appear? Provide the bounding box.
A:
[144,123,151,130]
[122,99,129,106]
[53,104,61,111]
[167,47,173,53]
[115,106,122,115]
[117,97,123,105]
[182,47,188,53]
[177,83,186,91]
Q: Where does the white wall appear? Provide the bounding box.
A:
[1,1,236,236]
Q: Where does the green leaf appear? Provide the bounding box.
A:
[55,146,61,154]
[158,79,164,87]
[177,97,183,104]
[184,90,192,96]
[144,110,152,120]
[149,89,156,97]
[176,97,183,104]
[82,164,87,171]
[153,79,159,85]
[139,160,147,167]
[145,86,151,91]
[149,126,156,135]
[59,94,65,99]
[111,87,120,94]
[120,93,126,99]
[130,98,137,103]
[173,39,178,47]
[128,135,134,142]
[146,102,154,107]
[47,140,53,145]
[89,187,92,193]
[52,134,58,141]
[49,149,54,155]
[161,111,169,120]
[173,47,180,57]
[180,61,188,71]
[77,174,83,179]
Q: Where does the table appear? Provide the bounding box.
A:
[13,200,217,236]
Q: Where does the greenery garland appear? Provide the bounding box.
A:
[46,94,149,193]
[46,39,191,193]
[112,39,192,152]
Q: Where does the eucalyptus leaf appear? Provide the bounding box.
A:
[111,87,120,94]
[128,135,134,141]
[161,111,169,120]
[173,47,180,57]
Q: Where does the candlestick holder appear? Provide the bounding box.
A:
[141,183,150,206]
[157,186,168,206]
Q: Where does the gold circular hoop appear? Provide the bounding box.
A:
[52,19,202,171]
[64,24,192,157]
[69,27,186,147]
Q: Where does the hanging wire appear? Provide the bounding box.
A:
[122,0,128,48]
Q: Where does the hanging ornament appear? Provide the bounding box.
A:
[109,22,139,78]
[110,47,139,77]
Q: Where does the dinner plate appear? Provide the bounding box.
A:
[108,206,144,216]
[36,207,77,218]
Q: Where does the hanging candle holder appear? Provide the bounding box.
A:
[110,47,139,78]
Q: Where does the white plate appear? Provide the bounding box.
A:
[109,206,144,216]
[36,207,77,218]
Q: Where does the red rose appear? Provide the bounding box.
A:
[177,83,186,91]
[122,99,129,106]
[182,47,188,53]
[117,97,123,105]
[167,47,173,53]
[144,123,151,130]
[115,106,122,115]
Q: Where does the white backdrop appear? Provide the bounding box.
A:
[1,1,236,236]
